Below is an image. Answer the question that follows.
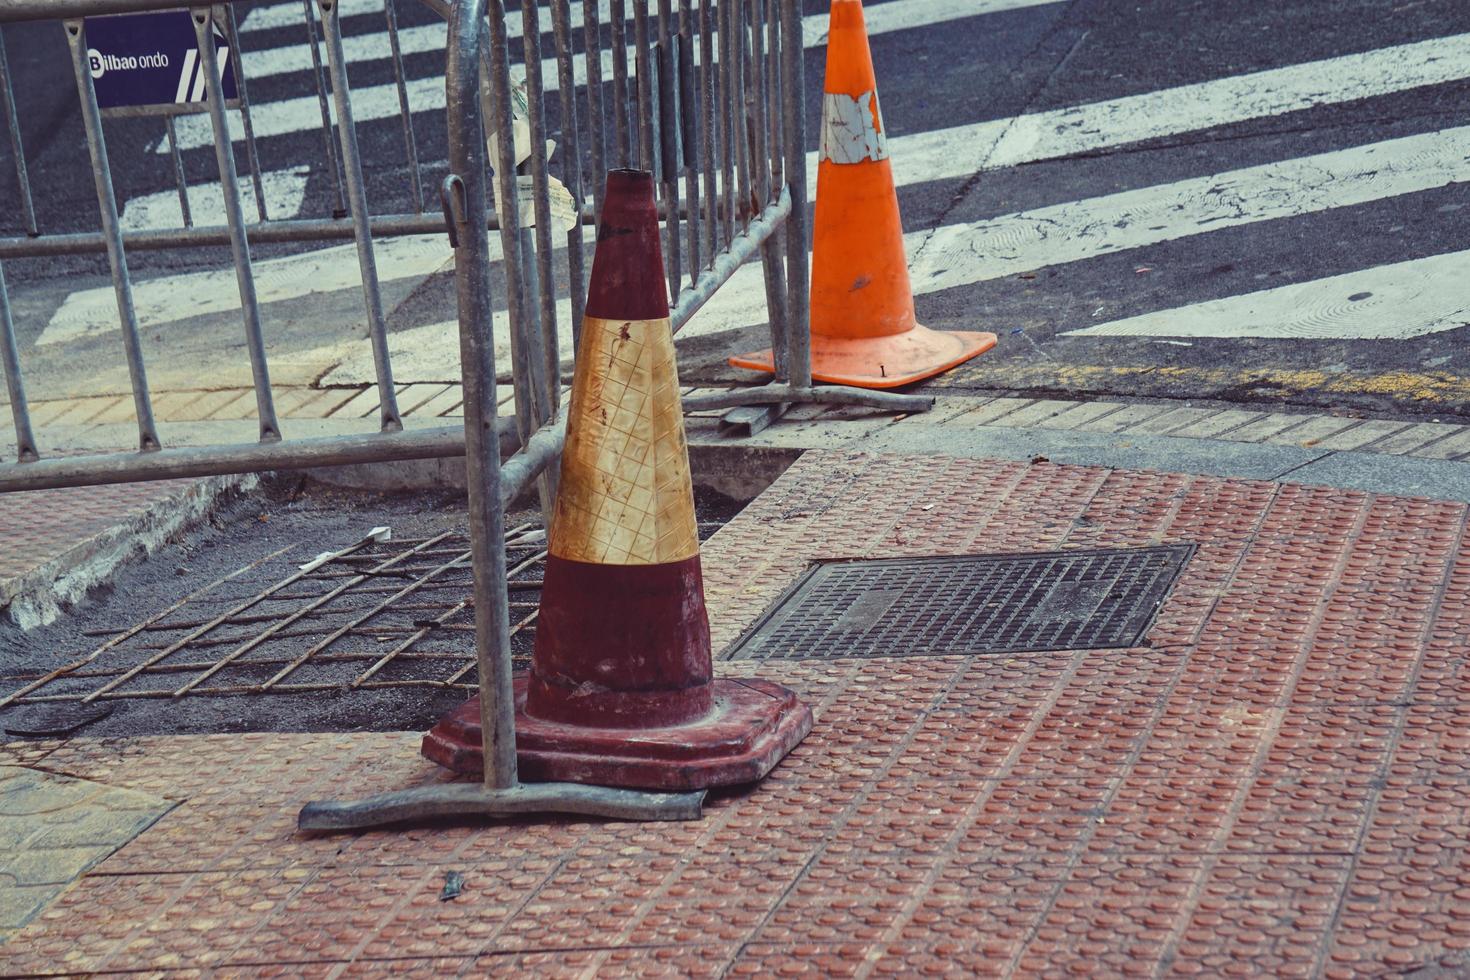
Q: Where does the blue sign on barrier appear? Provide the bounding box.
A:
[83,10,237,111]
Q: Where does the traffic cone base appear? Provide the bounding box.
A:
[423,169,813,792]
[730,323,998,389]
[422,676,814,792]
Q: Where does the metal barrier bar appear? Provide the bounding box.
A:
[677,0,700,282]
[383,0,424,213]
[656,0,682,300]
[223,4,269,223]
[0,211,527,257]
[163,117,194,228]
[698,0,716,268]
[318,0,402,432]
[485,0,555,522]
[550,0,587,348]
[0,425,462,492]
[0,27,37,237]
[520,0,561,407]
[717,0,734,245]
[632,0,655,175]
[63,18,160,454]
[8,0,246,21]
[582,0,607,219]
[730,0,750,229]
[670,183,786,332]
[608,0,631,167]
[777,0,810,389]
[752,0,789,383]
[0,263,37,463]
[191,5,281,443]
[302,0,348,218]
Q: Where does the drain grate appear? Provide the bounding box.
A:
[724,545,1195,661]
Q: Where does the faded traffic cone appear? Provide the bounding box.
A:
[424,170,813,791]
[730,0,996,389]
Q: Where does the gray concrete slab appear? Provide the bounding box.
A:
[1279,452,1470,503]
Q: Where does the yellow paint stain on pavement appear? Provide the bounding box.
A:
[964,364,1470,404]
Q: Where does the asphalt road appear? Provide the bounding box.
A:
[2,0,1470,418]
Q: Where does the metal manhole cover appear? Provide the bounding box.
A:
[724,545,1196,661]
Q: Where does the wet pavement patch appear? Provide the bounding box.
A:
[725,545,1195,661]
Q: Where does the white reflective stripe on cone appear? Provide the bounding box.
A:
[819,91,889,165]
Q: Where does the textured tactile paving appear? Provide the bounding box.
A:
[4,451,1470,974]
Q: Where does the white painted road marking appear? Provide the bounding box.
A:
[239,0,384,33]
[120,167,310,232]
[237,0,1058,82]
[822,31,1470,191]
[39,235,451,347]
[318,123,1470,382]
[909,125,1470,292]
[166,0,1062,151]
[1065,250,1470,340]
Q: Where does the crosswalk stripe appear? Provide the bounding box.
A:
[240,0,384,33]
[317,122,1470,382]
[120,167,310,232]
[686,123,1470,340]
[1063,250,1470,341]
[238,0,1057,83]
[836,31,1470,190]
[165,0,1058,152]
[910,125,1470,294]
[38,235,450,347]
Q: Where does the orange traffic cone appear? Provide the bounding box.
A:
[731,0,996,389]
[424,170,813,791]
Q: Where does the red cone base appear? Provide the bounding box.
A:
[423,676,814,792]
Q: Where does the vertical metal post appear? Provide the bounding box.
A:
[302,0,348,218]
[63,19,160,453]
[778,0,809,388]
[582,0,607,220]
[677,0,700,282]
[632,0,655,175]
[656,0,681,301]
[0,263,37,463]
[716,0,734,244]
[318,0,402,432]
[444,3,518,794]
[698,0,716,266]
[0,27,37,237]
[164,117,193,228]
[384,0,425,213]
[190,6,280,442]
[520,0,561,417]
[730,0,750,230]
[608,0,630,167]
[751,0,787,377]
[224,5,269,222]
[550,0,587,350]
[485,0,555,523]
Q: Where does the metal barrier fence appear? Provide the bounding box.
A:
[0,0,929,821]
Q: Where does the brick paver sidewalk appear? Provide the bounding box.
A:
[4,450,1470,976]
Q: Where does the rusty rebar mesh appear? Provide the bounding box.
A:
[0,525,550,707]
[1,518,732,710]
